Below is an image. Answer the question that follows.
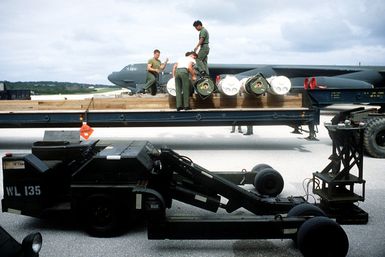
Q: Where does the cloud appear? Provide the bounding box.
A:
[0,0,384,84]
[281,19,353,52]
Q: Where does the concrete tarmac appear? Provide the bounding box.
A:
[0,114,384,257]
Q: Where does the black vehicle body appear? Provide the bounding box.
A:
[2,139,293,222]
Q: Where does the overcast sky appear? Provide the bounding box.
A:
[1,0,385,84]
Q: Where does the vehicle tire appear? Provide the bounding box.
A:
[84,194,120,237]
[287,203,326,245]
[253,167,284,197]
[287,203,326,218]
[363,117,385,158]
[297,216,349,257]
[251,163,272,173]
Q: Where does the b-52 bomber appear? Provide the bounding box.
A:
[108,63,385,96]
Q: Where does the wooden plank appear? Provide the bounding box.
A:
[0,93,302,111]
[0,100,39,111]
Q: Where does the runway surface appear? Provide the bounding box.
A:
[0,114,384,257]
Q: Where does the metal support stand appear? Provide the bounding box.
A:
[313,123,368,224]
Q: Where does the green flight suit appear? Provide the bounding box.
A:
[197,27,210,75]
[175,68,191,109]
[145,58,161,94]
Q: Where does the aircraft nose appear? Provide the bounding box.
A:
[108,72,119,84]
[107,71,134,89]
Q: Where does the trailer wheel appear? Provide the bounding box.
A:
[363,117,385,158]
[253,167,284,197]
[84,194,120,237]
[287,203,326,218]
[297,216,349,257]
[251,163,272,173]
[287,204,326,244]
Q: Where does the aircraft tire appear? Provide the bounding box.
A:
[363,117,385,158]
[297,216,349,257]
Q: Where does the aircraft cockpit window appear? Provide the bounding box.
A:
[121,65,130,71]
[123,65,138,72]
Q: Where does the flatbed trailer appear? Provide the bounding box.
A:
[0,107,318,128]
[1,88,384,157]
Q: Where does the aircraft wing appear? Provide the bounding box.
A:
[208,64,385,91]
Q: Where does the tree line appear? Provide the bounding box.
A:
[1,81,119,95]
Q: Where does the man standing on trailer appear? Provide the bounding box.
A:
[143,49,168,95]
[193,20,210,75]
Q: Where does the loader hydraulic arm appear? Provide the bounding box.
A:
[159,148,305,215]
